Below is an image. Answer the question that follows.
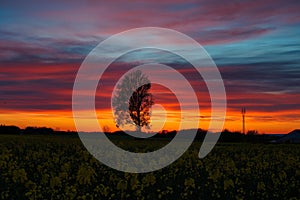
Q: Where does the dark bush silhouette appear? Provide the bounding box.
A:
[24,127,54,135]
[0,125,21,134]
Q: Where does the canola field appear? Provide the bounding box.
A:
[0,134,299,199]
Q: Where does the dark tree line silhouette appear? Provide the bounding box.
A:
[0,124,280,143]
[0,125,76,135]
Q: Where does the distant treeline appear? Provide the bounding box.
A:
[0,125,76,135]
[0,125,278,143]
[107,129,278,143]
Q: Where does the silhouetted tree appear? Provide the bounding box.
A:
[112,70,154,131]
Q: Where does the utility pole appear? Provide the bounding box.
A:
[241,107,246,134]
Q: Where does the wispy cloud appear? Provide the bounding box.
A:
[0,0,299,132]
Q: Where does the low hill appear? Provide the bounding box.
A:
[270,129,300,144]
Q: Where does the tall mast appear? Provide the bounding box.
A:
[241,107,246,134]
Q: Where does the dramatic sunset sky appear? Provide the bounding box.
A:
[1,0,299,133]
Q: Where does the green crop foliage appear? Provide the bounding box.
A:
[0,135,299,199]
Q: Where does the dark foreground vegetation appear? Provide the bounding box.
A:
[0,132,299,199]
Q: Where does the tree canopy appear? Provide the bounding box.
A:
[112,70,154,131]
